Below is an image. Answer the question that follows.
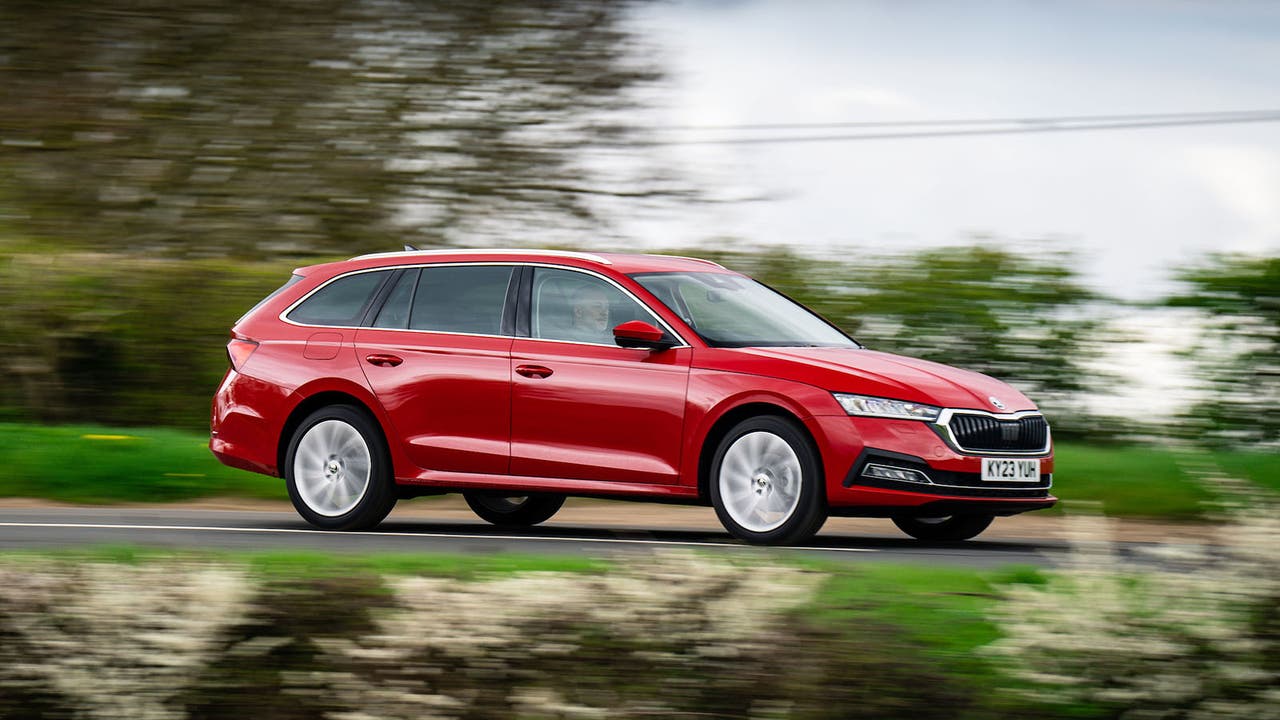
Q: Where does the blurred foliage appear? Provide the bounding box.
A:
[1167,255,1280,447]
[0,243,1118,438]
[0,554,979,720]
[0,252,295,427]
[0,1,1274,449]
[691,244,1111,439]
[0,0,680,257]
[988,493,1280,719]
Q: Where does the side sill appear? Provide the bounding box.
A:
[396,471,701,503]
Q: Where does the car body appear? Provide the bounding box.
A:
[211,249,1055,544]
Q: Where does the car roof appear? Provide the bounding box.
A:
[294,249,735,277]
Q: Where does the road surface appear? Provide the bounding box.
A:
[0,504,1203,568]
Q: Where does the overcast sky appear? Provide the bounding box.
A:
[620,0,1280,301]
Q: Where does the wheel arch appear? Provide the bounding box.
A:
[696,401,824,504]
[277,390,388,479]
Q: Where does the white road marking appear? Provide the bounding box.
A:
[0,522,878,554]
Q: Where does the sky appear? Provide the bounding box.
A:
[619,0,1280,302]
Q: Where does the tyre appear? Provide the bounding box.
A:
[892,514,994,541]
[463,493,565,527]
[285,405,397,530]
[709,415,827,545]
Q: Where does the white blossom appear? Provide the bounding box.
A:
[986,469,1280,719]
[0,560,254,720]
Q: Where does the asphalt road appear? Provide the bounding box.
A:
[0,506,1092,567]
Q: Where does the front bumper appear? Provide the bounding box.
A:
[814,415,1057,515]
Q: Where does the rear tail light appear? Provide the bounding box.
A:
[227,339,259,371]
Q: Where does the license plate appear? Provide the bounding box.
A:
[981,458,1041,482]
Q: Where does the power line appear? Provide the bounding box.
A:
[657,109,1280,133]
[638,110,1280,146]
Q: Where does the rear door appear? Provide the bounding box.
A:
[355,264,517,475]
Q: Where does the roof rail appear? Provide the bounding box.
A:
[643,253,726,269]
[352,248,613,265]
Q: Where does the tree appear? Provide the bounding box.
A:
[0,0,679,258]
[1167,254,1280,446]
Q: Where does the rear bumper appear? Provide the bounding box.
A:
[209,369,285,477]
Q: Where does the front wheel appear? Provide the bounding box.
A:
[285,405,397,530]
[463,493,565,527]
[709,416,827,545]
[892,514,994,541]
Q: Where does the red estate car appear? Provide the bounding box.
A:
[211,249,1054,545]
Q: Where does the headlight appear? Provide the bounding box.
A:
[833,393,941,422]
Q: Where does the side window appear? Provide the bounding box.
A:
[409,265,514,335]
[531,268,661,345]
[287,270,390,326]
[372,269,419,329]
[238,273,304,324]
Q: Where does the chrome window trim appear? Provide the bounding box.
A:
[524,263,690,349]
[932,408,1053,457]
[280,263,515,332]
[278,261,691,349]
[279,267,399,330]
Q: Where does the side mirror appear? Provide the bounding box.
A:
[613,320,677,352]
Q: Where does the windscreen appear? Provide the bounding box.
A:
[632,272,858,348]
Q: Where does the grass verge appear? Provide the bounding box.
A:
[0,545,609,579]
[0,423,285,503]
[2,421,1277,519]
[1052,443,1279,518]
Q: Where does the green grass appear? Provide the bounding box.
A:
[807,560,1024,654]
[1050,443,1217,519]
[0,545,608,579]
[1213,449,1280,493]
[1,422,1276,520]
[0,423,285,503]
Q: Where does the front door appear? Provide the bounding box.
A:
[510,267,691,485]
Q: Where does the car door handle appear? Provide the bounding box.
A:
[515,364,553,379]
[365,353,403,368]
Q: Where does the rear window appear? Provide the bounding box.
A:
[287,270,391,327]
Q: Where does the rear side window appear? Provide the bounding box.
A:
[372,269,419,329]
[287,270,391,326]
[238,274,304,323]
[409,265,514,335]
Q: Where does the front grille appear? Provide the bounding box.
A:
[946,413,1049,453]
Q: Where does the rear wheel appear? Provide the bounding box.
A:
[285,405,397,530]
[709,415,827,545]
[892,514,994,541]
[463,493,565,527]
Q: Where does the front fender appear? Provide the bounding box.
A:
[680,369,860,497]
